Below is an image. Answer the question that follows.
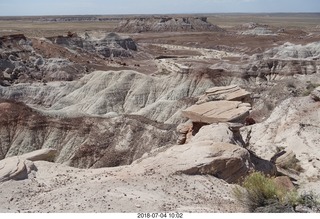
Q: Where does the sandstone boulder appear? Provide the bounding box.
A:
[165,141,252,183]
[180,142,251,183]
[190,123,237,145]
[176,120,193,144]
[0,149,58,183]
[197,85,251,104]
[20,148,57,162]
[273,176,295,191]
[137,123,252,183]
[0,149,248,213]
[182,100,251,124]
[0,157,30,182]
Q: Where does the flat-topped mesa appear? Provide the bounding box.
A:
[182,100,251,124]
[197,85,251,104]
[115,16,225,33]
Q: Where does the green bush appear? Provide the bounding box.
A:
[234,172,320,212]
[234,172,298,210]
[234,172,285,210]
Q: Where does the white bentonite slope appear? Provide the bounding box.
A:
[0,70,215,123]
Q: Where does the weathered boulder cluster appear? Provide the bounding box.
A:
[173,85,254,183]
[175,84,314,187]
[177,85,252,145]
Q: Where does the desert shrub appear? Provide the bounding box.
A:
[234,172,320,212]
[234,172,302,211]
[234,172,284,210]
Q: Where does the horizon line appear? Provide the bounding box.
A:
[1,12,320,18]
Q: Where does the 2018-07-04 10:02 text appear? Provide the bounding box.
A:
[137,213,183,218]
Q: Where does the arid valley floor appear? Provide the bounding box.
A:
[0,13,320,213]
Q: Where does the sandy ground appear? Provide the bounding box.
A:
[0,159,247,213]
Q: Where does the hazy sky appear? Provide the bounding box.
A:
[0,0,319,16]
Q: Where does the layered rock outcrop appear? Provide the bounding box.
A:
[181,85,252,124]
[197,85,251,104]
[0,123,255,212]
[182,101,251,124]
